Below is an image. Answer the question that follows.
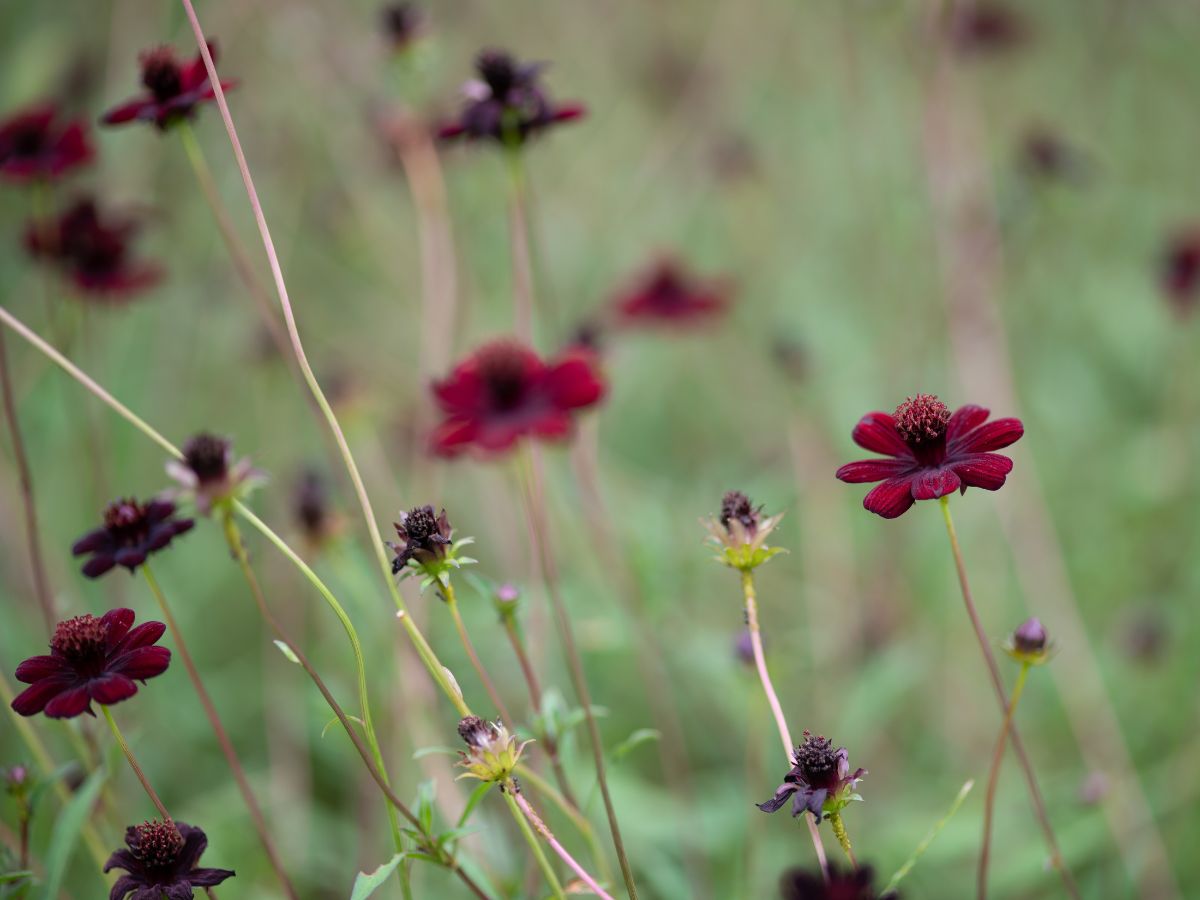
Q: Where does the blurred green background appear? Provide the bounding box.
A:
[2,0,1199,897]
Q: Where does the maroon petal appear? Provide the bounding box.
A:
[429,418,478,457]
[114,548,146,569]
[112,621,166,654]
[912,467,961,500]
[104,850,138,874]
[11,678,72,716]
[14,655,68,683]
[175,823,207,869]
[835,458,910,484]
[544,354,605,410]
[431,371,485,414]
[850,412,911,458]
[89,673,138,705]
[101,608,136,646]
[111,646,171,680]
[946,404,989,443]
[43,684,93,718]
[475,421,525,453]
[72,528,110,555]
[953,417,1024,453]
[107,875,140,900]
[862,477,917,519]
[952,452,1014,491]
[100,99,156,126]
[531,411,574,441]
[187,868,235,888]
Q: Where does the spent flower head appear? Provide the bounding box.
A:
[72,497,193,578]
[106,820,234,899]
[455,716,532,783]
[703,490,786,572]
[389,505,476,589]
[166,432,265,516]
[101,41,237,131]
[1004,617,1053,666]
[758,731,866,823]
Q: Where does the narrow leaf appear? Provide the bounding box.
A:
[883,779,974,895]
[38,766,107,900]
[612,728,661,761]
[273,640,301,664]
[349,853,405,900]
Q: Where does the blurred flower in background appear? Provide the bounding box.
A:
[1160,226,1200,317]
[101,42,236,131]
[381,2,426,55]
[613,257,731,328]
[0,105,93,183]
[780,863,897,899]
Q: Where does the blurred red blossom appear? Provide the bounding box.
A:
[0,105,93,183]
[613,258,731,327]
[101,42,236,131]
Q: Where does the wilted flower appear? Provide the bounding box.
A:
[1004,617,1052,666]
[1161,227,1200,317]
[381,3,425,53]
[455,716,532,783]
[72,498,194,578]
[835,395,1024,519]
[0,105,93,183]
[438,49,584,146]
[702,490,786,572]
[758,732,866,823]
[781,864,897,900]
[10,609,170,719]
[101,42,237,131]
[25,198,162,298]
[293,467,340,549]
[429,339,605,457]
[613,258,730,327]
[389,504,476,588]
[166,433,264,515]
[106,820,234,899]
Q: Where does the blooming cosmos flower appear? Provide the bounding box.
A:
[101,42,236,131]
[438,49,584,145]
[72,498,194,578]
[24,198,162,298]
[1161,227,1200,317]
[613,258,730,326]
[0,105,93,183]
[429,340,605,457]
[758,732,866,823]
[166,433,264,516]
[835,394,1024,519]
[780,864,897,900]
[106,820,234,899]
[10,609,170,719]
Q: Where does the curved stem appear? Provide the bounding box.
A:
[978,662,1031,900]
[444,581,514,724]
[828,811,857,870]
[514,789,615,900]
[101,705,170,821]
[739,570,830,878]
[141,563,298,900]
[503,785,566,900]
[938,497,1079,899]
[0,329,55,630]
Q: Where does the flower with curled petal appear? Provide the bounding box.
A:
[757,732,866,823]
[101,42,237,131]
[0,105,93,183]
[702,490,786,572]
[389,504,476,589]
[105,819,234,899]
[10,609,170,719]
[835,395,1024,519]
[72,498,194,578]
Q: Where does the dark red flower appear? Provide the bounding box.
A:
[10,609,170,719]
[106,820,234,899]
[72,498,194,578]
[101,42,236,131]
[382,2,425,52]
[1161,227,1200,317]
[438,49,584,146]
[781,864,896,900]
[614,258,730,327]
[0,105,93,183]
[25,198,162,298]
[948,2,1030,56]
[758,732,866,822]
[835,395,1023,519]
[429,340,605,457]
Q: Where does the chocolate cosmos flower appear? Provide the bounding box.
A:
[439,49,584,145]
[25,198,162,298]
[101,42,236,131]
[106,820,234,899]
[758,732,865,822]
[72,498,194,578]
[614,258,730,326]
[390,504,452,574]
[0,105,94,183]
[10,609,170,719]
[166,433,264,515]
[835,395,1023,519]
[781,864,897,900]
[429,340,605,457]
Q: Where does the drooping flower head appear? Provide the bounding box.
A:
[429,340,605,457]
[10,609,170,719]
[780,863,897,900]
[702,490,786,572]
[101,42,237,131]
[389,504,476,589]
[24,197,162,299]
[1004,617,1053,666]
[381,2,426,53]
[835,395,1024,519]
[166,433,264,515]
[106,820,234,899]
[439,49,584,146]
[72,498,194,578]
[758,731,866,823]
[455,716,532,783]
[613,258,731,327]
[0,105,94,183]
[1161,226,1200,318]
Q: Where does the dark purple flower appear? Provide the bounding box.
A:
[10,609,170,719]
[166,433,264,515]
[105,820,234,899]
[382,3,425,52]
[1004,616,1053,665]
[389,505,452,574]
[835,395,1024,519]
[0,105,94,183]
[25,197,162,298]
[781,864,896,900]
[430,340,606,457]
[72,498,194,578]
[1161,227,1200,317]
[758,732,866,822]
[101,42,237,131]
[614,258,730,327]
[438,49,584,146]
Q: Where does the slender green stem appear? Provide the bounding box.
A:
[978,662,1031,900]
[444,580,514,724]
[938,497,1078,899]
[102,705,170,821]
[505,150,536,342]
[141,564,298,900]
[503,784,566,900]
[828,811,857,869]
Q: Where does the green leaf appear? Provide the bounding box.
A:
[0,870,33,884]
[37,765,106,900]
[456,782,494,828]
[882,779,974,896]
[415,780,436,834]
[349,853,405,899]
[273,640,301,664]
[321,715,366,739]
[612,728,661,761]
[412,745,460,760]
